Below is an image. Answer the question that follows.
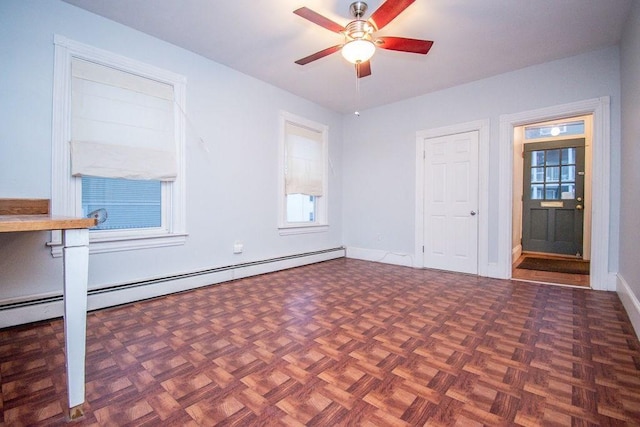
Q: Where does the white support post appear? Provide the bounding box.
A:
[62,228,89,419]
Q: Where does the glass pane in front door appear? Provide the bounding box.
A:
[529,147,576,200]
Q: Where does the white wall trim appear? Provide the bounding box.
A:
[415,119,490,275]
[617,273,640,339]
[498,97,611,289]
[512,244,522,264]
[0,248,345,328]
[346,247,414,268]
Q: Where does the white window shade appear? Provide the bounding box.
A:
[285,122,324,196]
[70,58,176,181]
[70,140,176,181]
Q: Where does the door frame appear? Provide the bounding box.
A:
[415,119,490,276]
[498,97,612,290]
[513,119,593,262]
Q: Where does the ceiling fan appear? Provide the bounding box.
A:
[294,0,433,78]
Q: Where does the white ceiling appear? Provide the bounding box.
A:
[61,0,632,113]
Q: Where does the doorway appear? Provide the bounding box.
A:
[512,116,592,286]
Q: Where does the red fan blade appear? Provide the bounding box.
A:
[295,45,342,65]
[356,61,372,78]
[294,7,345,33]
[376,37,433,54]
[369,0,415,30]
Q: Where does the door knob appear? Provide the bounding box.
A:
[576,205,583,210]
[470,210,477,216]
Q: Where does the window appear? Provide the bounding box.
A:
[278,112,328,234]
[524,120,584,139]
[51,36,186,255]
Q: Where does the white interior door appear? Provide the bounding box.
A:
[423,131,479,274]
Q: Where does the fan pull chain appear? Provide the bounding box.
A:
[354,63,361,116]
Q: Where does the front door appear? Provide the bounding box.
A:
[522,138,585,256]
[423,131,479,274]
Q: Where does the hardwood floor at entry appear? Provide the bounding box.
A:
[1,258,638,425]
[512,253,590,287]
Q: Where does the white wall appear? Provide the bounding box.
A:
[0,1,343,313]
[343,47,621,274]
[618,0,640,335]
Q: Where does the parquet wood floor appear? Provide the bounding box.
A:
[1,258,639,426]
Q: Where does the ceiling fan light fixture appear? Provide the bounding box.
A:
[341,39,375,64]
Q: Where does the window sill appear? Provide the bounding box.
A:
[49,232,187,257]
[278,224,329,236]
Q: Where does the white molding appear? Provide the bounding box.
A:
[485,262,503,278]
[498,97,611,288]
[50,233,188,257]
[0,248,345,328]
[415,119,490,275]
[278,225,329,236]
[512,244,522,264]
[346,247,414,267]
[51,35,187,254]
[617,273,640,339]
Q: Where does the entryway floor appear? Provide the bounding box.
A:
[512,253,590,287]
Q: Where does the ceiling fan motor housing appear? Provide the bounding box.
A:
[345,19,374,40]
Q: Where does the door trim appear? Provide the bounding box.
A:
[415,119,490,276]
[498,97,612,290]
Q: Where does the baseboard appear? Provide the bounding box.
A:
[0,247,345,328]
[617,273,640,339]
[346,247,415,268]
[485,262,508,279]
[607,272,618,292]
[512,244,522,264]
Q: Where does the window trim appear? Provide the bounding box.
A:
[50,35,187,256]
[277,111,329,235]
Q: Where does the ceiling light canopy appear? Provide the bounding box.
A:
[341,39,376,64]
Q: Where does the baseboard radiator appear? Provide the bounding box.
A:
[0,247,345,328]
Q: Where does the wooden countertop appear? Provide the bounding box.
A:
[0,215,97,232]
[0,199,96,232]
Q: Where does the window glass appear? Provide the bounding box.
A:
[545,184,560,199]
[561,166,575,181]
[546,149,560,166]
[524,121,584,139]
[531,151,544,167]
[531,184,544,200]
[561,183,576,199]
[286,194,316,223]
[545,167,560,183]
[561,148,575,165]
[531,167,544,183]
[82,177,161,230]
